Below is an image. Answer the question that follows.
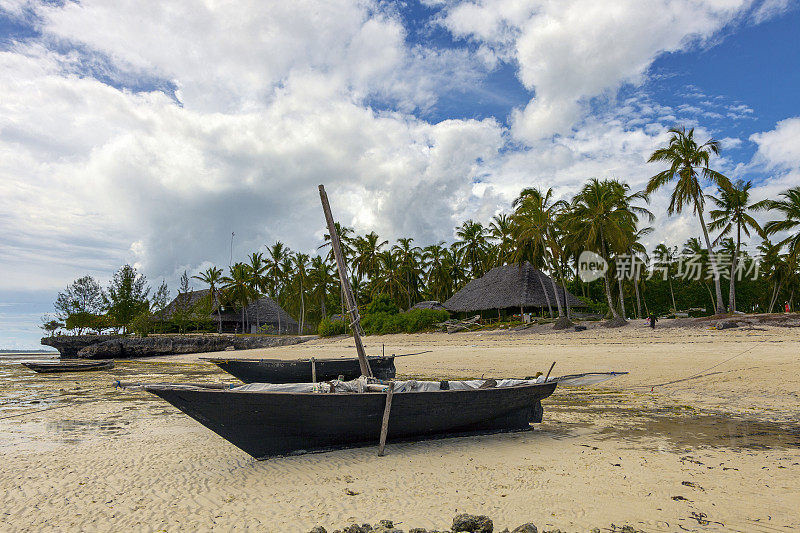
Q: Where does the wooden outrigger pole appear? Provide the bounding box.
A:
[318,185,373,378]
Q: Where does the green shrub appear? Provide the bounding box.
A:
[318,318,348,337]
[402,309,450,333]
[365,294,399,315]
[361,308,449,335]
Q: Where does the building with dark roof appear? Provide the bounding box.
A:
[443,262,584,314]
[164,289,298,334]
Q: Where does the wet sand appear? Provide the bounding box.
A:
[1,321,799,531]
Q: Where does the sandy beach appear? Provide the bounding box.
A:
[2,319,799,532]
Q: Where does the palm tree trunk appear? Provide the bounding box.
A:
[729,224,741,313]
[618,277,626,319]
[603,270,620,319]
[697,209,726,314]
[634,275,642,319]
[537,274,554,318]
[703,282,715,312]
[550,275,564,317]
[599,230,620,320]
[300,280,305,335]
[769,279,785,312]
[668,276,676,312]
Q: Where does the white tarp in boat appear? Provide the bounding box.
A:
[232,372,626,394]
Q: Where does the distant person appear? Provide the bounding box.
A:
[786,302,791,313]
[648,313,657,329]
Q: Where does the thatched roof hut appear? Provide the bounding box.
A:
[444,262,584,313]
[164,289,298,333]
[409,301,447,311]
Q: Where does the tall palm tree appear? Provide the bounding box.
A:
[754,186,800,259]
[309,255,335,320]
[488,213,515,268]
[708,179,765,313]
[372,250,407,306]
[293,253,310,334]
[422,242,453,302]
[192,266,224,333]
[653,244,678,312]
[683,237,716,311]
[392,237,422,309]
[222,262,257,333]
[510,187,570,318]
[646,126,732,314]
[246,252,268,331]
[455,220,489,279]
[266,242,291,333]
[565,179,651,321]
[352,231,387,283]
[628,226,653,319]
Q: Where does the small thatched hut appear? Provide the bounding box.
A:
[164,289,298,333]
[409,301,447,311]
[443,262,583,315]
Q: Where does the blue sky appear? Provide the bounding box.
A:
[0,0,799,348]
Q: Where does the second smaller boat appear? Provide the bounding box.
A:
[22,359,115,373]
[203,355,396,384]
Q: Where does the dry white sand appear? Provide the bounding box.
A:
[2,319,799,532]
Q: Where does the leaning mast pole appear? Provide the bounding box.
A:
[318,185,372,377]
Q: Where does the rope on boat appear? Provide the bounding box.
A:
[645,343,759,391]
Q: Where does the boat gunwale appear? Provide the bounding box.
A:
[200,355,395,364]
[142,381,556,396]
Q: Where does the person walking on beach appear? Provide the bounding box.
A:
[785,302,791,313]
[648,313,657,329]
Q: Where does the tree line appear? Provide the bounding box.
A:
[45,126,800,336]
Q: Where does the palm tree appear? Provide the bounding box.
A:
[222,262,257,333]
[372,250,407,306]
[646,126,732,314]
[192,266,224,333]
[708,179,765,313]
[565,179,651,321]
[266,242,291,333]
[755,186,800,259]
[488,213,515,268]
[293,253,310,334]
[653,244,678,312]
[683,237,716,311]
[392,237,422,309]
[422,242,453,302]
[247,252,268,331]
[455,220,489,279]
[309,255,335,320]
[352,231,387,283]
[510,187,570,318]
[629,226,653,319]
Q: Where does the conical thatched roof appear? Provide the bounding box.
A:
[409,300,446,311]
[163,289,296,327]
[218,296,297,328]
[162,289,216,318]
[444,262,584,312]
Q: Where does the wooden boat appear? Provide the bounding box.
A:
[144,378,557,459]
[22,359,114,373]
[137,186,627,459]
[202,355,396,383]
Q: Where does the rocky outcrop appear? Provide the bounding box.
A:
[40,335,121,357]
[42,334,309,359]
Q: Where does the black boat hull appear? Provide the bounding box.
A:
[22,359,114,373]
[145,382,557,459]
[205,356,396,383]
